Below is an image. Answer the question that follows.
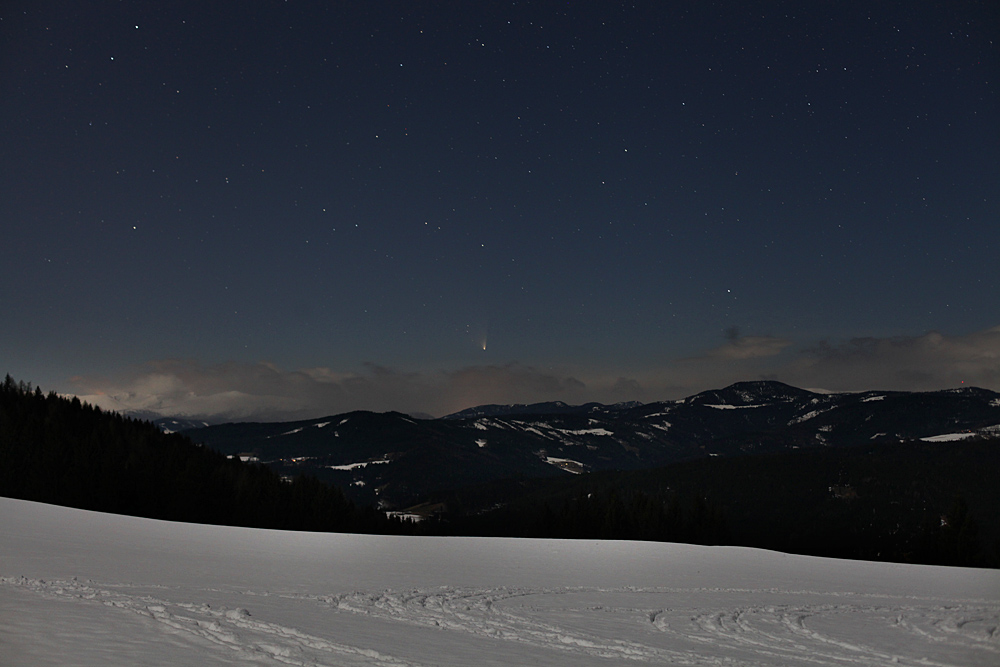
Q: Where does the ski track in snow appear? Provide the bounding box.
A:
[329,586,999,665]
[4,575,997,666]
[1,576,415,667]
[651,593,1000,666]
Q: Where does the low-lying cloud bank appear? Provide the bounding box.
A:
[70,326,1000,422]
[786,326,1000,392]
[72,360,602,422]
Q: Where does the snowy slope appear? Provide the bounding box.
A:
[1,497,998,666]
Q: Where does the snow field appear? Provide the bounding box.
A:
[2,497,998,666]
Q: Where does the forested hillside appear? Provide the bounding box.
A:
[428,439,1000,568]
[0,376,399,534]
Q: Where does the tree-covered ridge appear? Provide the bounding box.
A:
[0,375,399,533]
[431,438,1000,568]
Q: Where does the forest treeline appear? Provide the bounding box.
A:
[0,376,400,533]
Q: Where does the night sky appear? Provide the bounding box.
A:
[3,1,998,420]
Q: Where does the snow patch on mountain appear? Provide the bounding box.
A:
[554,427,613,437]
[705,403,767,410]
[920,432,979,442]
[542,456,586,473]
[788,409,827,424]
[328,459,390,471]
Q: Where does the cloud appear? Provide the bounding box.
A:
[70,359,601,421]
[668,326,1000,395]
[785,326,1000,392]
[662,326,1000,395]
[67,326,1000,422]
[610,376,644,401]
[697,333,792,361]
[627,331,797,397]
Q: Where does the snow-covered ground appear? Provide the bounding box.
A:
[2,497,998,666]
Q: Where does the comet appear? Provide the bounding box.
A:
[470,321,488,351]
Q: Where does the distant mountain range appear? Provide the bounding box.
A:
[178,381,1000,509]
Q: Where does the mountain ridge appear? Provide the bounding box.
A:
[178,381,1000,509]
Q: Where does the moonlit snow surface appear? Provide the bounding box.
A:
[2,498,998,666]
